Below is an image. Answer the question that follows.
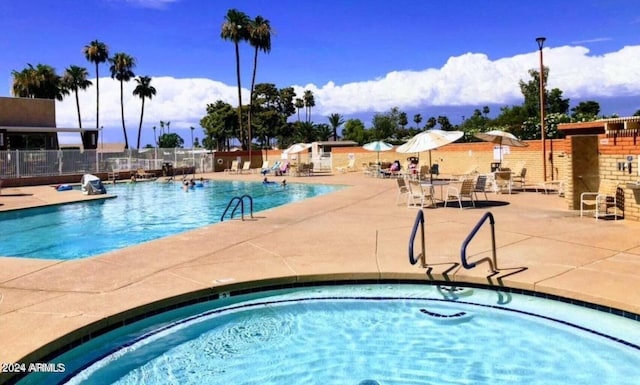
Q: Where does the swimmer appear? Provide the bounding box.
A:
[281,179,287,187]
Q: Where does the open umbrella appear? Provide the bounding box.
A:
[283,143,311,165]
[363,140,393,163]
[396,129,464,179]
[473,129,528,165]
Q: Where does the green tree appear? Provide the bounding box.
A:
[413,113,422,129]
[62,66,92,133]
[109,52,136,149]
[158,132,184,148]
[200,100,238,150]
[303,89,315,123]
[294,98,304,122]
[327,113,345,141]
[571,100,600,121]
[83,40,109,130]
[371,107,401,140]
[221,9,250,148]
[398,111,408,129]
[133,76,157,150]
[341,119,367,144]
[315,123,332,141]
[634,110,640,116]
[11,64,68,100]
[247,15,272,155]
[425,116,437,129]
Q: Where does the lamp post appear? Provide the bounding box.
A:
[190,126,195,175]
[536,37,547,181]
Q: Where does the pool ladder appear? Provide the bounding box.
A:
[408,210,498,272]
[221,194,254,221]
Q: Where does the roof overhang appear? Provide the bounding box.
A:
[558,116,640,136]
[0,126,97,133]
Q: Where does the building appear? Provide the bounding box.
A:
[0,96,98,150]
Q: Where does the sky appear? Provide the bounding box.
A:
[1,0,640,146]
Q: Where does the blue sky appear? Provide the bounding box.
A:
[1,0,639,146]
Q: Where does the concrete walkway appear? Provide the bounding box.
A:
[1,172,640,383]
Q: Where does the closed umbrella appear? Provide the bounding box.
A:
[474,129,528,166]
[397,129,464,179]
[363,140,393,163]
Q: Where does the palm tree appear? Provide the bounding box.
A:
[109,52,136,149]
[413,113,422,129]
[83,40,109,130]
[327,113,345,141]
[11,64,68,100]
[247,15,272,158]
[62,66,92,136]
[294,98,304,122]
[303,90,315,123]
[133,76,157,150]
[221,9,250,148]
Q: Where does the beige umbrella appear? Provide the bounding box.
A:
[397,129,464,179]
[283,143,311,166]
[474,130,528,165]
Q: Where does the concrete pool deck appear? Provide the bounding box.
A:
[1,171,640,382]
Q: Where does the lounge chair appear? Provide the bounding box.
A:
[336,158,356,173]
[276,161,290,176]
[135,168,154,179]
[239,161,251,174]
[262,161,281,175]
[224,160,239,174]
[493,171,512,194]
[255,160,269,174]
[445,179,476,209]
[511,167,527,189]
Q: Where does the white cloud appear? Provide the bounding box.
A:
[56,45,640,144]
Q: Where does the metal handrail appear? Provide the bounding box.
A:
[221,194,254,222]
[408,210,427,268]
[460,211,497,272]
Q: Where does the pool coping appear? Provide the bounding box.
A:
[2,172,640,383]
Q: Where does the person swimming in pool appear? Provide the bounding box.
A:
[263,177,276,184]
[281,179,287,188]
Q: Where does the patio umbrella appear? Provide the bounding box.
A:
[363,140,393,163]
[396,129,464,179]
[474,129,528,165]
[283,143,311,165]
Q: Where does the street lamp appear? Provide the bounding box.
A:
[536,36,547,181]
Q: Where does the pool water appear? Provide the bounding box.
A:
[0,180,343,260]
[20,284,640,385]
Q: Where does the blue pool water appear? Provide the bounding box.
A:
[0,180,343,260]
[18,284,640,385]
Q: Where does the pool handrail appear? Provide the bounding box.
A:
[408,209,427,268]
[221,194,254,221]
[460,211,498,272]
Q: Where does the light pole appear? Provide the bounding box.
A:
[536,37,547,181]
[190,126,195,175]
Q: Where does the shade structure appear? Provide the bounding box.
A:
[363,140,393,162]
[396,129,464,180]
[473,130,528,164]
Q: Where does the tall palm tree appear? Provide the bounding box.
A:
[62,65,93,136]
[303,90,315,123]
[83,40,109,130]
[221,9,250,148]
[109,52,136,149]
[327,113,345,141]
[133,76,157,150]
[247,15,272,158]
[294,98,304,122]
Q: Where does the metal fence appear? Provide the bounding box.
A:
[0,148,214,178]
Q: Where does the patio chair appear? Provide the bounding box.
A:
[511,167,527,189]
[444,179,476,209]
[135,168,154,179]
[580,180,624,221]
[396,177,410,205]
[254,160,269,174]
[473,175,489,201]
[493,171,512,194]
[407,179,434,208]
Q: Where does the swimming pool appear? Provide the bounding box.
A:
[0,180,343,260]
[17,283,640,385]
